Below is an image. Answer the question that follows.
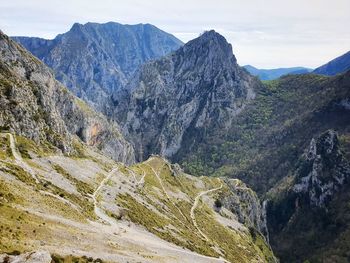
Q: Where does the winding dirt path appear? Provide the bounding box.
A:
[6,133,39,183]
[190,181,223,242]
[91,167,121,227]
[2,133,82,210]
[138,167,146,185]
[2,138,231,262]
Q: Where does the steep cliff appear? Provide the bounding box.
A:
[114,30,259,161]
[13,22,183,114]
[0,30,135,163]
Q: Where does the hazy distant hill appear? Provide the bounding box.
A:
[243,65,312,80]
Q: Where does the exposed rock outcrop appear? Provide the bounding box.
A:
[293,130,350,207]
[0,251,51,263]
[222,179,269,239]
[0,31,135,163]
[114,30,260,161]
[267,130,350,262]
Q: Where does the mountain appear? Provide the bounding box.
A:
[0,30,274,262]
[243,65,312,80]
[0,30,134,164]
[13,22,183,114]
[313,50,350,76]
[113,30,260,161]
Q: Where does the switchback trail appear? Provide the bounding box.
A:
[190,181,223,242]
[91,167,121,227]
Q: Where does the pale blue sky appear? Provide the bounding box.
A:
[1,0,349,68]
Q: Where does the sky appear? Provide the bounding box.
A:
[1,0,349,68]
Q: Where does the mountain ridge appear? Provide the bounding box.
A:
[243,65,312,80]
[12,22,183,115]
[313,50,350,76]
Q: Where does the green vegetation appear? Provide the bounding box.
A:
[180,73,350,195]
[195,201,274,262]
[51,254,104,263]
[0,135,12,159]
[0,163,36,186]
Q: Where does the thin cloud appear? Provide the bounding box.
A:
[0,0,349,68]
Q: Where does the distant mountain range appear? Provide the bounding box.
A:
[243,65,312,80]
[245,50,350,80]
[13,22,183,114]
[313,50,350,76]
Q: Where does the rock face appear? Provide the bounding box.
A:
[0,251,52,263]
[313,50,350,76]
[222,179,269,239]
[0,31,135,163]
[13,22,183,114]
[293,130,350,207]
[267,130,350,262]
[114,30,259,161]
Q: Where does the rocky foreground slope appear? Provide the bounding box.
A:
[0,30,274,262]
[13,22,183,115]
[0,133,274,262]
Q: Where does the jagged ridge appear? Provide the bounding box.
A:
[113,30,259,161]
[13,22,183,115]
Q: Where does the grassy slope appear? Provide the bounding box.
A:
[115,157,274,262]
[0,133,274,262]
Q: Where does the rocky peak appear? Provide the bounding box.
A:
[12,22,183,115]
[114,31,259,161]
[293,130,350,207]
[183,30,236,60]
[171,30,238,81]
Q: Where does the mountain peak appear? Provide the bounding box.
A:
[179,30,237,65]
[200,29,223,39]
